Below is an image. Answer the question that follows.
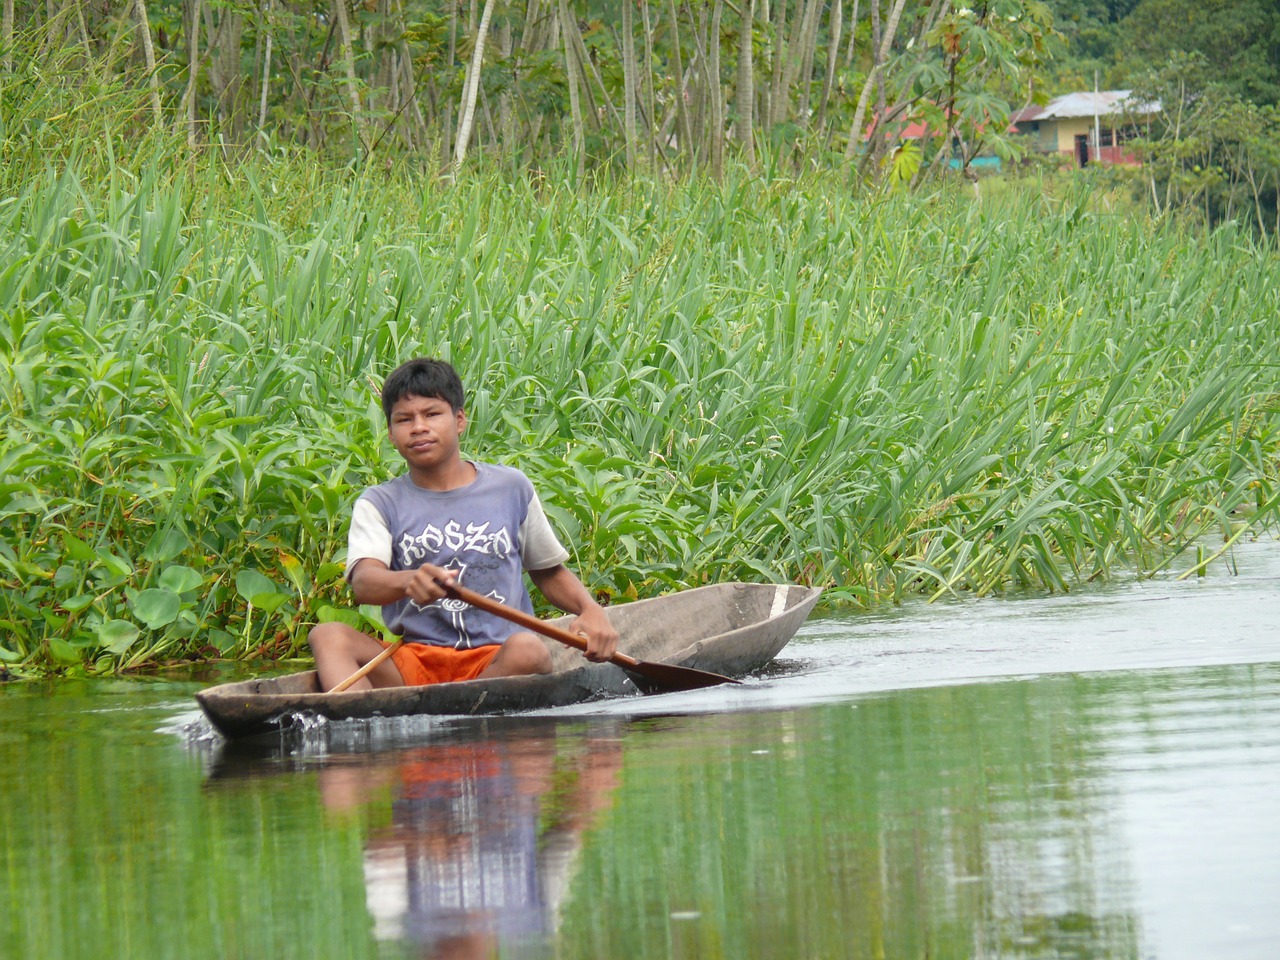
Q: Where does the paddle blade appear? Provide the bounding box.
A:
[620,659,742,692]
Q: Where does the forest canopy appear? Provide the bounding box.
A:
[2,1,1275,197]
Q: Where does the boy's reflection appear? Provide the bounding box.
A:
[319,720,624,959]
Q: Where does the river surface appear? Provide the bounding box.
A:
[2,541,1279,960]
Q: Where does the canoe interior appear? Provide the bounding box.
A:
[195,582,821,739]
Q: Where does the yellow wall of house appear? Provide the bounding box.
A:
[1039,117,1103,153]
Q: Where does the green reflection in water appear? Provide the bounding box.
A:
[2,664,1277,960]
[0,680,378,960]
[559,678,1141,960]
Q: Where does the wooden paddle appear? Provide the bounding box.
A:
[437,579,741,691]
[329,639,404,693]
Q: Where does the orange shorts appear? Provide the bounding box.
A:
[387,641,501,686]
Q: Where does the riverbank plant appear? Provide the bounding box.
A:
[3,151,1280,674]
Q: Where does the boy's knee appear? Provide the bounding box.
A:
[307,622,347,656]
[503,633,553,674]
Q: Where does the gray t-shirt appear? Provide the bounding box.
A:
[345,462,569,647]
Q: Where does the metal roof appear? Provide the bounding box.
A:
[1022,90,1161,121]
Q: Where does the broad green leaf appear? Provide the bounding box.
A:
[61,594,96,613]
[143,526,191,563]
[98,620,141,654]
[159,565,203,595]
[235,569,279,602]
[95,549,133,579]
[249,592,289,613]
[62,532,97,563]
[316,562,346,584]
[316,604,361,628]
[279,553,310,595]
[209,630,238,654]
[131,588,181,629]
[47,637,83,664]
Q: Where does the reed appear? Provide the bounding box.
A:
[2,154,1278,672]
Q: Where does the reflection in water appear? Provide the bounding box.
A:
[4,623,1278,960]
[311,719,623,959]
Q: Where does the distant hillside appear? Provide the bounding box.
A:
[1043,0,1279,106]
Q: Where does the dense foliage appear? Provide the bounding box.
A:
[2,0,1057,182]
[1049,0,1280,107]
[2,2,1279,674]
[3,1,1276,225]
[2,152,1278,674]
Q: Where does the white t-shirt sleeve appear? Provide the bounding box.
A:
[346,496,392,580]
[521,491,570,571]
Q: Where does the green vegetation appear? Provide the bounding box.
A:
[1037,1,1280,237]
[2,2,1279,674]
[0,0,1058,183]
[2,142,1278,674]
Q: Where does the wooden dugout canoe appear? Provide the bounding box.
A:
[195,582,822,740]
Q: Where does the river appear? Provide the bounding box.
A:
[2,540,1278,959]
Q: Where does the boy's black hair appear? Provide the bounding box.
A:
[381,358,465,422]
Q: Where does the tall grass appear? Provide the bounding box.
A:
[2,149,1279,673]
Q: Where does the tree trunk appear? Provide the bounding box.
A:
[844,0,859,68]
[768,0,786,127]
[442,0,457,171]
[181,0,201,147]
[816,0,842,138]
[622,0,638,170]
[564,7,623,132]
[3,0,14,73]
[133,0,163,127]
[666,0,692,157]
[736,0,755,166]
[497,19,512,156]
[870,0,885,120]
[333,0,365,155]
[257,0,273,142]
[844,0,906,161]
[453,0,496,171]
[558,0,584,177]
[708,0,724,179]
[783,0,816,127]
[689,3,709,162]
[641,0,659,166]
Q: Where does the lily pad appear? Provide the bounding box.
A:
[131,588,181,629]
[98,619,141,654]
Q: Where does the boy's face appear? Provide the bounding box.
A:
[387,393,466,474]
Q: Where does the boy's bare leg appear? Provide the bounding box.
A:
[308,622,407,692]
[478,631,553,678]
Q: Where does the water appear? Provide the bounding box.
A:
[2,542,1279,960]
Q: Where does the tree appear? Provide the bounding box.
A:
[1124,0,1280,107]
[1127,51,1280,237]
[453,0,498,171]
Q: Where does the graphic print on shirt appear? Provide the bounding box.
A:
[397,520,514,649]
[397,518,515,566]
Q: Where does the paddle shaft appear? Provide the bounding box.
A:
[329,638,404,693]
[438,580,641,666]
[436,579,740,688]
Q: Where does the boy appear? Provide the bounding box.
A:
[308,358,618,692]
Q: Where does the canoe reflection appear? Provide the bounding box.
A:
[318,721,624,959]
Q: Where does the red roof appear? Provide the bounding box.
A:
[864,107,1014,141]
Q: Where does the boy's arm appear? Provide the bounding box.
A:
[347,498,458,609]
[527,565,619,662]
[349,558,458,608]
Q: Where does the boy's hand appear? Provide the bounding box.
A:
[403,564,456,607]
[571,604,619,663]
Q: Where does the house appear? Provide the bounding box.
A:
[1013,90,1161,168]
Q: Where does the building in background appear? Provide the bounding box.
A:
[1014,91,1161,167]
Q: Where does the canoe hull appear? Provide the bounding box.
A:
[195,582,821,739]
